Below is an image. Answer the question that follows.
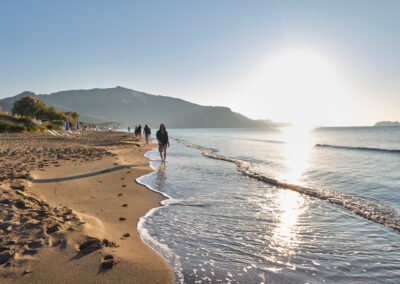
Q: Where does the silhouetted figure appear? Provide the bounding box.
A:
[135,124,142,139]
[143,124,151,144]
[156,124,170,162]
[128,126,131,133]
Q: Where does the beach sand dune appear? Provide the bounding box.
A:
[0,132,173,283]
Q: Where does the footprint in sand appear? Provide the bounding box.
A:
[101,254,118,270]
[119,217,126,221]
[121,233,130,239]
[122,204,128,207]
[117,193,123,197]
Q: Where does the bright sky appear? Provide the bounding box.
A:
[1,0,399,126]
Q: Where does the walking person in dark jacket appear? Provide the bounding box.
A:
[135,124,142,139]
[143,124,151,144]
[156,124,170,162]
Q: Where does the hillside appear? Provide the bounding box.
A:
[374,121,400,127]
[0,87,276,128]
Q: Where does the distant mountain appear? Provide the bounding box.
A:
[374,121,400,127]
[0,87,282,128]
[258,119,291,127]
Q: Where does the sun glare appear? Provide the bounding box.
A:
[247,48,354,126]
[281,126,312,183]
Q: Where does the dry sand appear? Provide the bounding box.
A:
[0,132,173,283]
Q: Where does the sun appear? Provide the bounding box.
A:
[246,48,354,126]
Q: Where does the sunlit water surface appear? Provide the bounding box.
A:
[137,127,400,283]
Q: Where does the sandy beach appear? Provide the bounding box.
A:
[0,132,173,283]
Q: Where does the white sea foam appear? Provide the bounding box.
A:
[136,151,185,283]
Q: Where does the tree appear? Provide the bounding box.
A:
[11,96,46,117]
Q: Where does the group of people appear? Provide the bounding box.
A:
[128,123,170,162]
[128,124,152,144]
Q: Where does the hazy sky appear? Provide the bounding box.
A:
[1,0,399,126]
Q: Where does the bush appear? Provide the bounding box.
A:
[0,121,26,133]
[15,116,33,124]
[36,107,66,121]
[51,120,65,126]
[0,121,10,132]
[9,124,26,132]
[24,124,39,132]
[42,121,63,131]
[45,123,54,130]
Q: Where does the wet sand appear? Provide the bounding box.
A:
[0,132,173,283]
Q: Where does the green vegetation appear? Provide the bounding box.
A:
[0,121,27,133]
[0,96,80,133]
[0,113,39,133]
[12,96,47,117]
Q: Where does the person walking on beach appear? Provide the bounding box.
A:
[135,124,142,139]
[143,124,151,144]
[128,126,131,133]
[134,125,138,137]
[156,124,169,162]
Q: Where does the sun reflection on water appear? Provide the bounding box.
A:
[267,127,311,256]
[281,126,313,183]
[272,190,305,255]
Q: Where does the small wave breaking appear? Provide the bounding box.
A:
[136,152,185,284]
[175,139,400,233]
[233,137,286,144]
[315,144,400,154]
[163,199,211,207]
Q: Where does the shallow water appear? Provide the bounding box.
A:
[138,127,400,283]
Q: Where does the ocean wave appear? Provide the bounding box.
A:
[315,144,400,154]
[176,139,400,233]
[233,137,286,144]
[163,199,211,207]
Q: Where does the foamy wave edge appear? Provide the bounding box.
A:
[175,139,400,233]
[316,144,400,154]
[136,150,185,284]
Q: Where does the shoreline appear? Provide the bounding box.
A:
[0,132,174,283]
[136,152,181,280]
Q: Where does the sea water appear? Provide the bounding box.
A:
[137,127,400,283]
